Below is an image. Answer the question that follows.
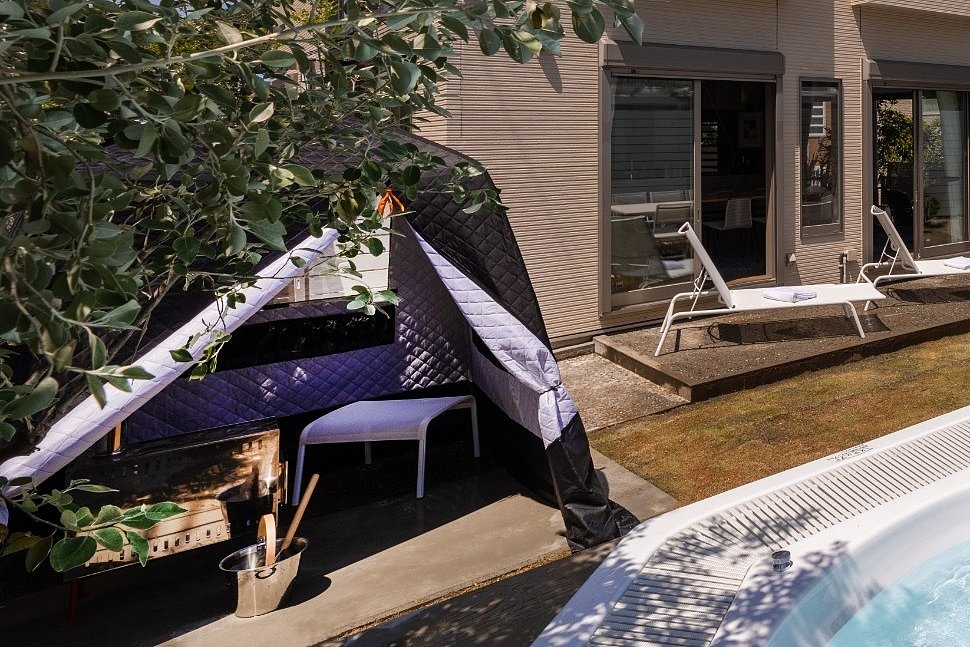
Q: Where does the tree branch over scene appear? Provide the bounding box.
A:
[0,0,642,572]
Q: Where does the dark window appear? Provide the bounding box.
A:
[215,306,395,371]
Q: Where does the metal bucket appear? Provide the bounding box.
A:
[219,537,308,617]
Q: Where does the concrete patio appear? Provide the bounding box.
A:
[0,441,675,647]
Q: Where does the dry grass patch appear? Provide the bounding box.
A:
[590,332,970,504]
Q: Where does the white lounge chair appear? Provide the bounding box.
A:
[858,205,970,291]
[654,222,886,356]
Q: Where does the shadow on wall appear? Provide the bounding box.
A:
[539,53,563,93]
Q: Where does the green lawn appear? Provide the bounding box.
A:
[589,331,970,505]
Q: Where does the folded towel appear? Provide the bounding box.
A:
[763,287,818,303]
[944,256,970,270]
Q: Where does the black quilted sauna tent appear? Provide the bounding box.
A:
[6,131,634,551]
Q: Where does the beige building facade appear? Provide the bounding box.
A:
[420,0,970,345]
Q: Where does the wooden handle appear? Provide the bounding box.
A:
[282,473,318,552]
[258,513,277,566]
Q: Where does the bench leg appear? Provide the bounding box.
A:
[416,435,426,499]
[292,442,306,506]
[470,400,480,458]
[364,441,372,465]
[845,302,865,338]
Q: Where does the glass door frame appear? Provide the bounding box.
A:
[871,86,970,259]
[601,73,778,312]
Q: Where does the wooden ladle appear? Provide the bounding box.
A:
[281,473,319,555]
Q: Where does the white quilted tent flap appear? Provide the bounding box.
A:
[0,230,341,490]
[410,226,577,446]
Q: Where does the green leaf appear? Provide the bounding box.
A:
[94,504,123,526]
[115,11,162,32]
[4,376,58,419]
[126,531,149,566]
[389,60,421,95]
[74,507,95,527]
[8,27,52,39]
[73,103,108,128]
[377,290,400,305]
[227,223,247,256]
[50,536,97,572]
[282,164,316,187]
[169,348,193,363]
[402,165,421,187]
[25,534,52,572]
[145,502,185,522]
[98,300,141,327]
[254,128,270,158]
[46,3,85,25]
[60,509,78,530]
[618,12,644,45]
[119,511,155,529]
[0,422,15,442]
[135,124,157,158]
[2,533,40,556]
[440,15,469,42]
[173,237,200,263]
[118,366,153,380]
[247,219,287,251]
[571,9,605,43]
[260,50,296,68]
[365,237,385,256]
[85,374,106,408]
[479,29,501,56]
[214,20,242,45]
[93,528,124,553]
[248,102,275,125]
[88,330,107,369]
[0,1,25,20]
[72,483,117,493]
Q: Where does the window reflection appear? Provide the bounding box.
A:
[609,78,694,295]
[800,81,841,231]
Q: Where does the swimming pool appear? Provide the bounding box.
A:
[535,405,970,647]
[742,474,970,647]
[828,540,970,647]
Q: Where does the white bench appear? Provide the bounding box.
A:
[291,395,479,505]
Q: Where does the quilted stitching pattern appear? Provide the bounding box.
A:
[129,224,469,440]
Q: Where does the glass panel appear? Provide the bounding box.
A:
[921,90,969,248]
[800,81,841,231]
[699,80,769,282]
[873,92,915,254]
[610,78,694,297]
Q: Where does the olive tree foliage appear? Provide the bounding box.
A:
[0,0,642,571]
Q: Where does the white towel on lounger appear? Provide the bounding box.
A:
[762,287,818,303]
[944,256,970,270]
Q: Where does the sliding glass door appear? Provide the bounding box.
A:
[609,78,695,307]
[921,90,969,251]
[873,88,970,258]
[608,77,774,309]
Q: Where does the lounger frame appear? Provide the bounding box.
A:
[655,223,884,356]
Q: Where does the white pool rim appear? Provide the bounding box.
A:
[534,402,970,647]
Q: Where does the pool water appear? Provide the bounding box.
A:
[828,540,970,646]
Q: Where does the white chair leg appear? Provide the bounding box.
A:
[292,442,306,506]
[655,302,678,356]
[364,441,372,465]
[470,399,480,458]
[416,435,427,498]
[846,303,865,338]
